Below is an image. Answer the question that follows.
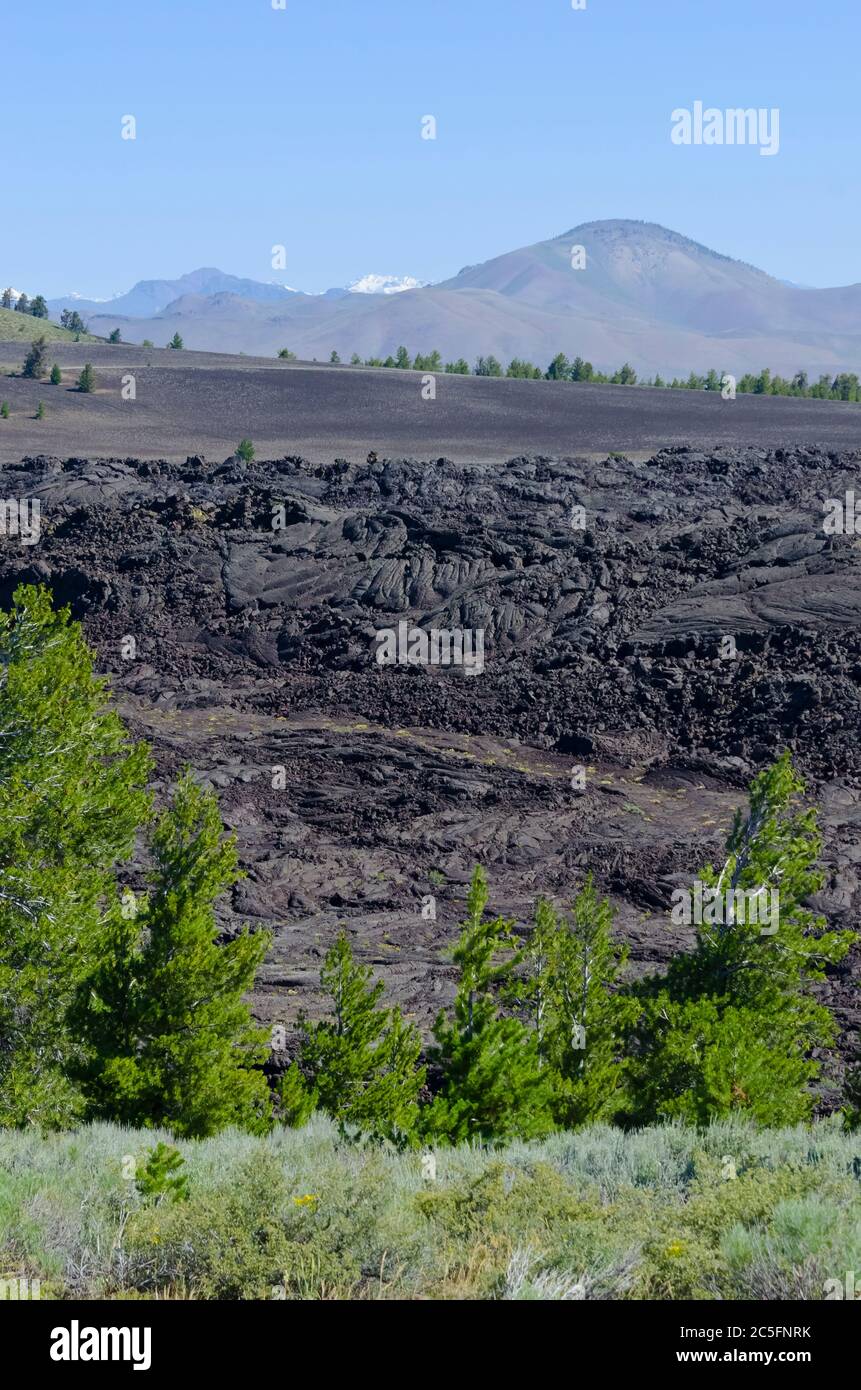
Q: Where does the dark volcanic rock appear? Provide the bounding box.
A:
[1,444,858,1103]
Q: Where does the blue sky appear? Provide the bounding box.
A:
[2,0,856,297]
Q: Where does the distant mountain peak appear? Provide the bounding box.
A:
[347,274,425,295]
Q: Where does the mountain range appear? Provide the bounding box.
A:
[43,221,861,377]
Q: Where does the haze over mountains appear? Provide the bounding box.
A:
[44,221,861,378]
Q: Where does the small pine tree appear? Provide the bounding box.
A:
[1,288,12,309]
[49,363,62,385]
[15,293,29,315]
[72,772,272,1138]
[284,932,424,1143]
[277,348,296,360]
[21,336,48,379]
[0,586,152,1127]
[395,345,411,370]
[29,295,49,319]
[136,1142,189,1204]
[76,363,96,393]
[630,754,854,1125]
[329,349,341,364]
[236,438,254,462]
[520,880,638,1126]
[35,401,45,420]
[168,333,184,350]
[423,867,554,1144]
[108,328,121,344]
[0,402,9,418]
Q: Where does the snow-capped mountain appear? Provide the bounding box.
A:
[346,274,426,295]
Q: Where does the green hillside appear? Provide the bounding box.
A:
[0,306,98,342]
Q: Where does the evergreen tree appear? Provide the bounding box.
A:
[76,363,96,393]
[629,754,854,1125]
[474,355,503,377]
[29,295,48,319]
[546,352,571,381]
[236,438,255,462]
[283,932,424,1143]
[394,345,411,370]
[423,867,554,1143]
[49,363,62,385]
[168,333,184,350]
[72,772,272,1138]
[444,358,470,374]
[21,336,48,379]
[329,349,341,363]
[278,348,297,360]
[0,402,9,418]
[108,328,121,343]
[15,293,29,315]
[1,289,12,309]
[35,401,45,420]
[0,586,152,1127]
[520,880,637,1126]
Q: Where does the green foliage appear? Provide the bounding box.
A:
[59,309,87,335]
[0,402,8,419]
[0,586,152,1127]
[135,1142,189,1204]
[49,363,61,385]
[21,336,48,379]
[630,753,855,1125]
[108,328,121,344]
[285,933,424,1143]
[474,354,503,377]
[72,772,273,1139]
[76,362,96,393]
[34,400,45,420]
[29,295,48,319]
[235,438,255,462]
[278,348,296,360]
[329,349,341,363]
[519,879,638,1126]
[394,345,411,370]
[168,333,184,349]
[423,867,554,1144]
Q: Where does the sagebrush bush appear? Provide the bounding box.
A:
[1,1117,859,1300]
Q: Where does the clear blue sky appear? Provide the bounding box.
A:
[2,0,856,297]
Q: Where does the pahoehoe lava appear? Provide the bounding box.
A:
[1,443,858,1104]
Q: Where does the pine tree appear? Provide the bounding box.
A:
[35,401,45,420]
[423,867,554,1143]
[395,345,411,370]
[29,295,48,319]
[15,293,29,315]
[0,586,152,1126]
[520,880,637,1126]
[329,349,341,364]
[76,363,96,393]
[1,289,12,309]
[21,336,48,379]
[72,772,272,1138]
[284,932,424,1143]
[169,333,184,350]
[0,402,9,418]
[630,754,854,1125]
[235,438,255,462]
[108,328,121,344]
[49,364,61,385]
